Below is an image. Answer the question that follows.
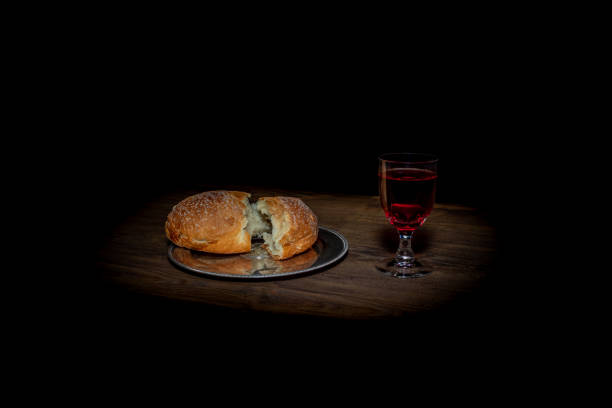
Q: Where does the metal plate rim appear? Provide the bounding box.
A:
[167,226,349,279]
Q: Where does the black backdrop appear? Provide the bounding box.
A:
[25,12,559,380]
[80,95,513,233]
[57,45,528,348]
[67,31,520,226]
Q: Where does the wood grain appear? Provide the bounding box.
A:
[92,188,499,320]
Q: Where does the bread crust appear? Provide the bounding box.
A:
[258,197,318,260]
[165,191,251,254]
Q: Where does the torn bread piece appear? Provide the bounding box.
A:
[256,197,318,260]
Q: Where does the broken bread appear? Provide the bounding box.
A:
[255,197,318,260]
[165,191,318,260]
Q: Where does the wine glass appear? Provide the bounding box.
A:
[377,153,438,278]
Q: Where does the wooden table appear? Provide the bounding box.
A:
[90,187,500,323]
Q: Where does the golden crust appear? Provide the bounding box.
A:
[258,197,318,260]
[165,191,251,254]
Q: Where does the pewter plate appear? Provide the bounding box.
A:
[167,226,348,279]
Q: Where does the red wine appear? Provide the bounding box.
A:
[379,168,437,232]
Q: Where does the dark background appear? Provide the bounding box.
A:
[77,79,516,236]
[70,88,519,329]
[50,31,536,360]
[63,25,524,218]
[68,56,520,317]
[58,23,526,234]
[17,8,568,386]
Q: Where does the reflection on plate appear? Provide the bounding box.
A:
[168,226,348,279]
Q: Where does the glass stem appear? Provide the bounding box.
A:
[395,231,416,268]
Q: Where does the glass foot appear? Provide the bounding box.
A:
[376,259,432,279]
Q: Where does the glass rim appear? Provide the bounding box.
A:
[378,152,439,164]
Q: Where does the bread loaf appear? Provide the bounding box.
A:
[165,191,318,260]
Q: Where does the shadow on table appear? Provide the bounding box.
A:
[69,279,507,338]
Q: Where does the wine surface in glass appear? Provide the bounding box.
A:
[379,168,437,232]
